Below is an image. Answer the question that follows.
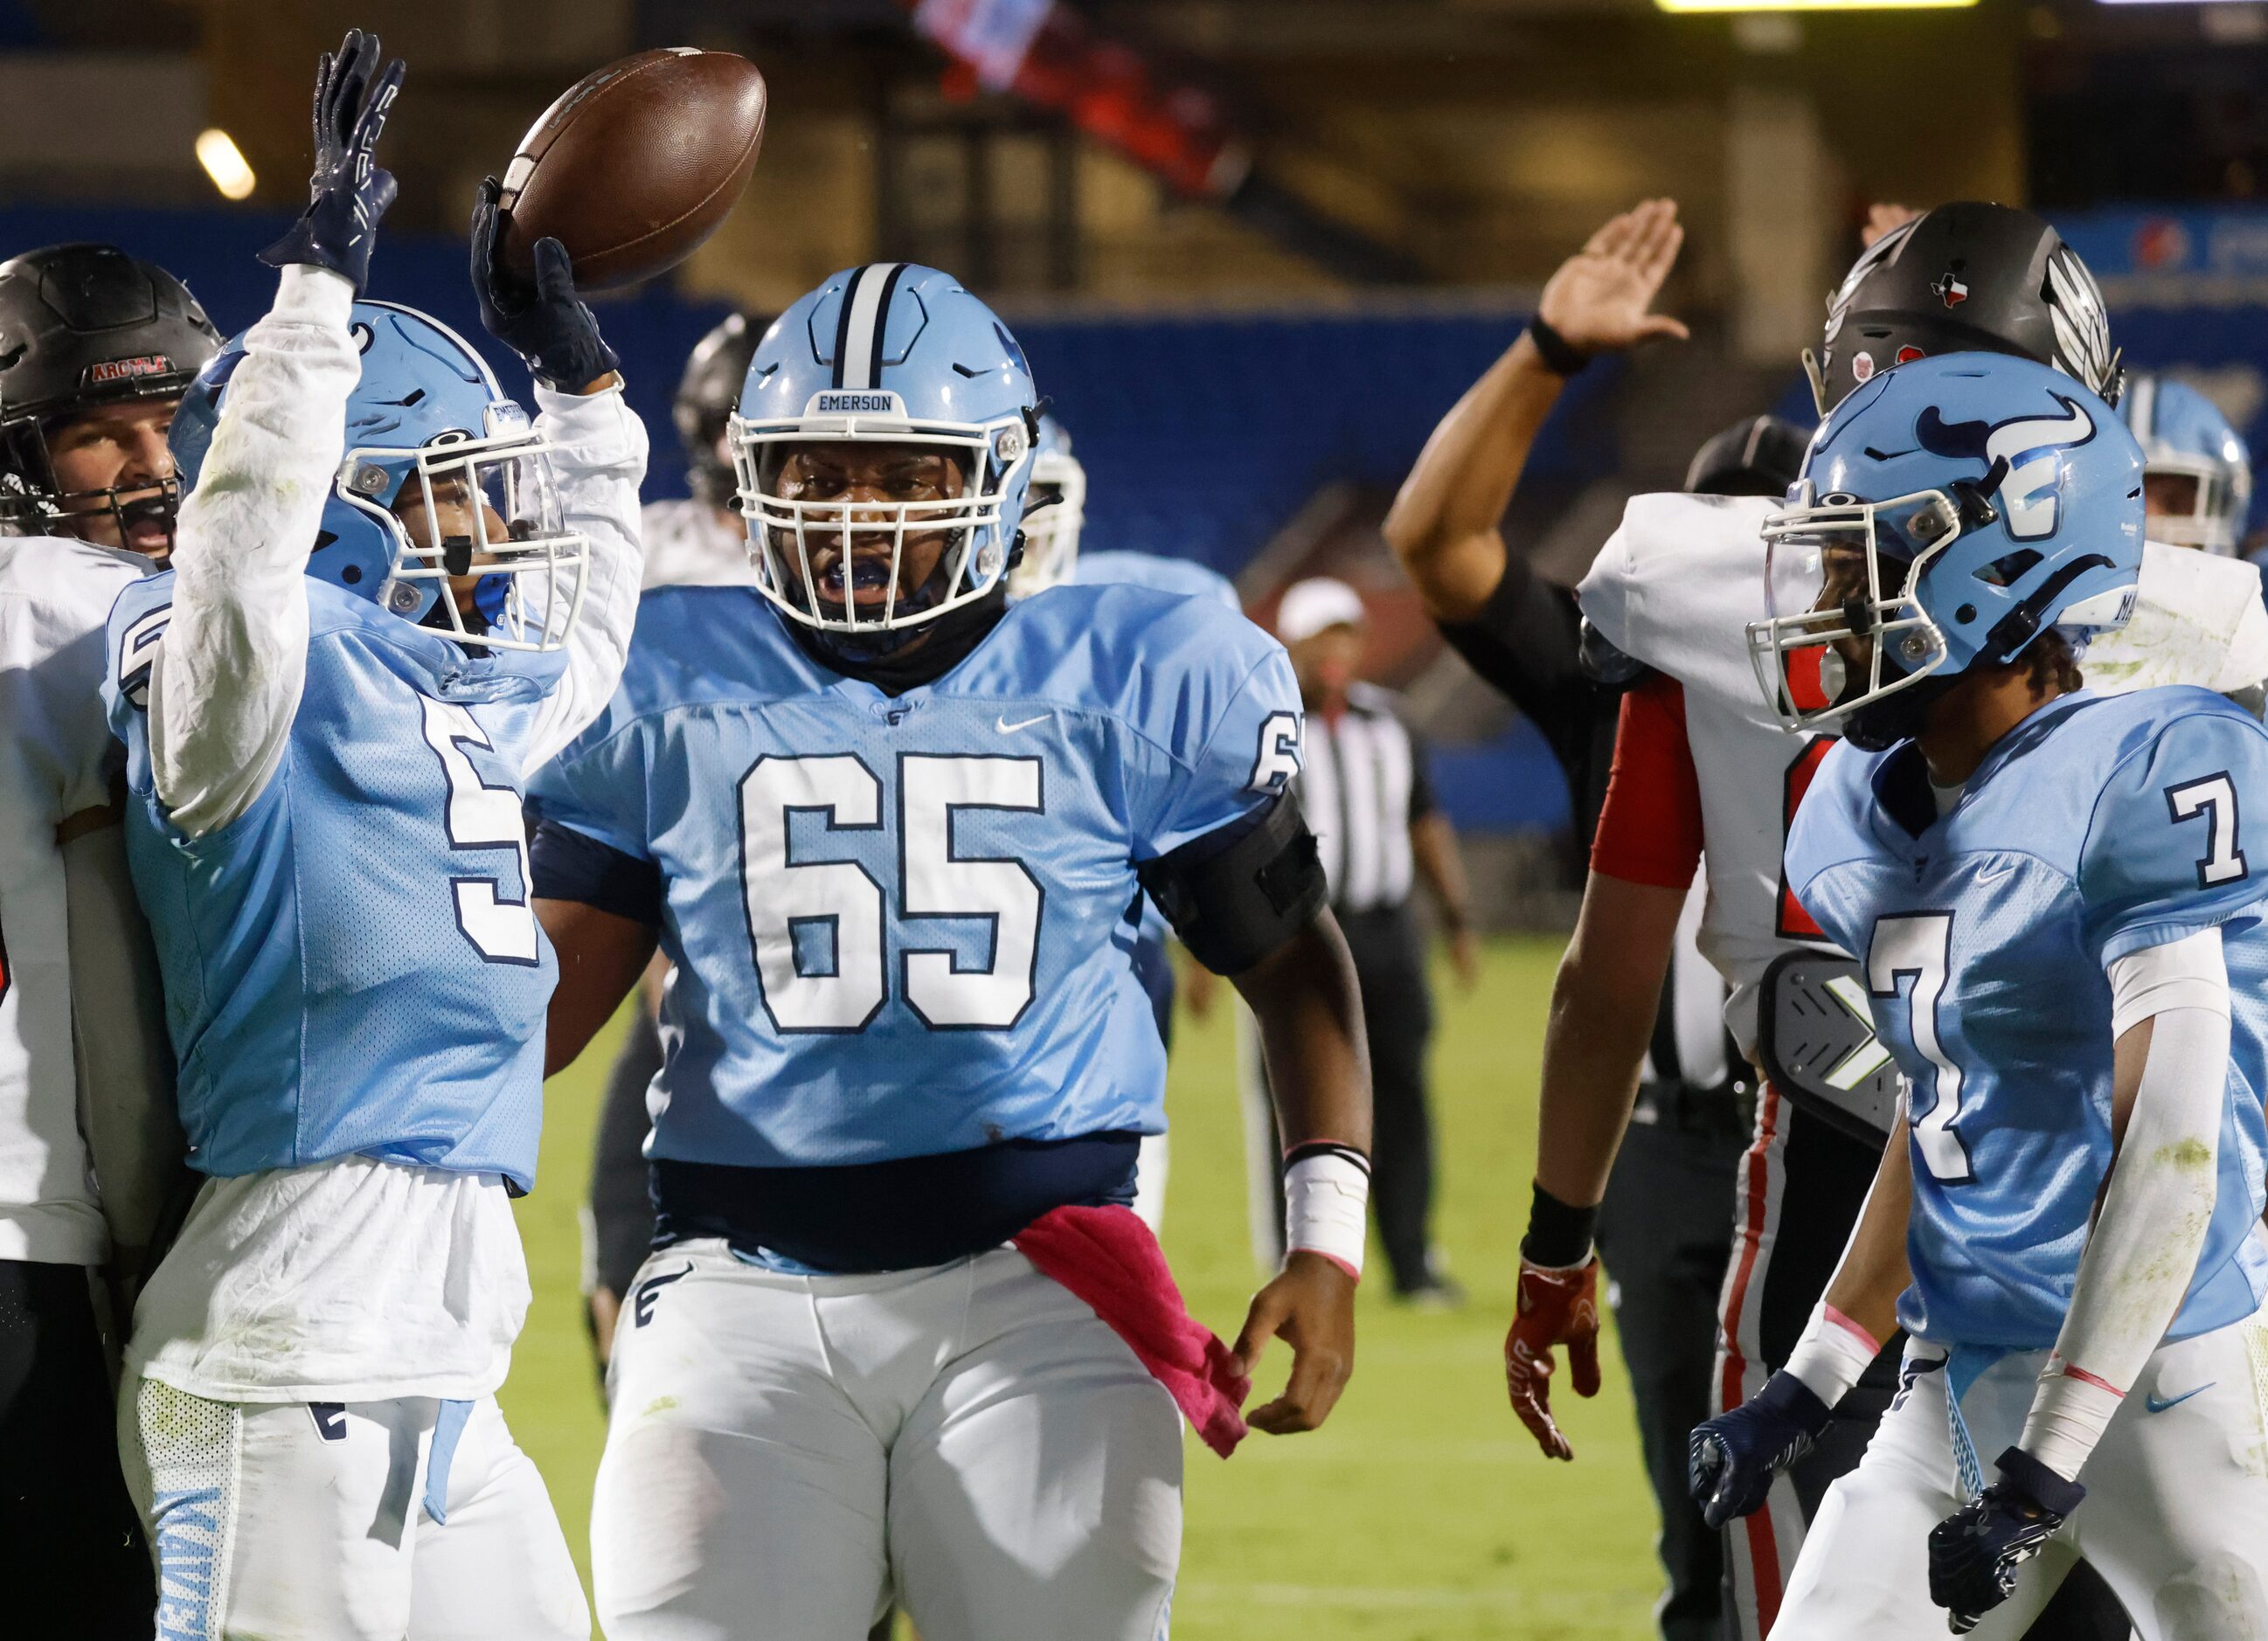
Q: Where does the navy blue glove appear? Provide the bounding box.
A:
[1929,1447,2085,1634]
[468,177,620,392]
[1688,1370,1834,1531]
[258,30,404,292]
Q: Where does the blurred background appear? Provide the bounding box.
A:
[17,2,2268,1635]
[19,0,2268,928]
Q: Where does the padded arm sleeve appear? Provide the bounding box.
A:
[152,265,360,837]
[2021,929,2230,1482]
[1138,789,1327,976]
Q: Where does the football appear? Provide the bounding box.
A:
[496,47,766,292]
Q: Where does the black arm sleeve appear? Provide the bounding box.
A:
[1137,790,1328,976]
[1434,557,1621,845]
[531,820,665,929]
[1406,723,1438,823]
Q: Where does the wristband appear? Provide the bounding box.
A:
[1782,1301,1881,1410]
[1284,1146,1369,1280]
[2016,1356,2125,1485]
[1526,314,1592,377]
[1520,1181,1598,1271]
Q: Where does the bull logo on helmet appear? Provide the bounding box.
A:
[1915,396,2098,542]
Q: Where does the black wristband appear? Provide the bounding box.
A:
[1993,1446,2088,1520]
[1521,1181,1598,1268]
[1526,313,1592,377]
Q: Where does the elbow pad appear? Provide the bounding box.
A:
[1138,791,1327,976]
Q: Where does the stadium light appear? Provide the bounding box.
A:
[1657,0,1976,10]
[196,128,256,202]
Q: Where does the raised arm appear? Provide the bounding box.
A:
[150,34,402,837]
[1384,199,1689,624]
[519,381,648,772]
[465,176,646,771]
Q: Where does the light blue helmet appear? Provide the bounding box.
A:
[729,263,1039,654]
[1008,412,1085,599]
[170,301,586,652]
[1749,352,2144,750]
[2119,373,2253,556]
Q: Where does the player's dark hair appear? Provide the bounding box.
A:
[2026,629,2084,698]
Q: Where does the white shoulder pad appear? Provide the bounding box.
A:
[1575,491,1777,711]
[2084,542,2268,697]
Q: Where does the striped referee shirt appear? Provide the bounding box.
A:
[1298,682,1435,914]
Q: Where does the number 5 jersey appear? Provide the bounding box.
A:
[1784,685,2268,1352]
[100,267,648,1401]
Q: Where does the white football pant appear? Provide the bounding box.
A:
[593,1240,1183,1640]
[1775,1297,2268,1641]
[121,1379,587,1641]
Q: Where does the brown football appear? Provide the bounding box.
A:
[496,48,766,292]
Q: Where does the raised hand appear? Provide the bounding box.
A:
[1863,202,1922,249]
[468,177,621,392]
[1534,198,1691,358]
[1503,1256,1601,1459]
[258,29,405,292]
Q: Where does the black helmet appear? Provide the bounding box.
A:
[673,311,765,507]
[1684,414,1811,498]
[0,242,220,544]
[1808,203,2117,416]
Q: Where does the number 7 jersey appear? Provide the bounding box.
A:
[527,581,1302,1169]
[1785,686,2268,1352]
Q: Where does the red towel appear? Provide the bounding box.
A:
[1013,1203,1250,1458]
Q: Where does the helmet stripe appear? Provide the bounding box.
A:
[2127,374,2157,443]
[833,262,904,391]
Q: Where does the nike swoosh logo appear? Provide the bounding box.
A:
[2146,1382,2213,1414]
[1973,860,2019,886]
[996,713,1050,734]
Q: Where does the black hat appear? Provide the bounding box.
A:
[1809,203,2117,416]
[0,242,220,539]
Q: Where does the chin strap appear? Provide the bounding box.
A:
[781,584,1011,696]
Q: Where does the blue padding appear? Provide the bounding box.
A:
[1428,720,1571,833]
[422,1398,475,1527]
[0,204,1626,579]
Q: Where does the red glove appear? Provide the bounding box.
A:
[1504,1256,1602,1460]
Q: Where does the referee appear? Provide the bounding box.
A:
[1265,577,1478,1302]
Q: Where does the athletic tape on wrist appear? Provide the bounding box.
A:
[1284,1148,1370,1280]
[1782,1302,1881,1410]
[2018,1356,2124,1485]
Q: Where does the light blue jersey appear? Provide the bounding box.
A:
[1064,550,1245,979]
[1071,550,1240,611]
[103,573,564,1189]
[1787,687,2268,1349]
[528,580,1303,1169]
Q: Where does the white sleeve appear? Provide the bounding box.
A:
[62,821,183,1267]
[519,380,648,776]
[151,265,361,838]
[2020,927,2230,1482]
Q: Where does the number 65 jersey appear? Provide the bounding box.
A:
[1785,686,2268,1353]
[527,580,1301,1168]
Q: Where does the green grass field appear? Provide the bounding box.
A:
[501,934,1666,1640]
